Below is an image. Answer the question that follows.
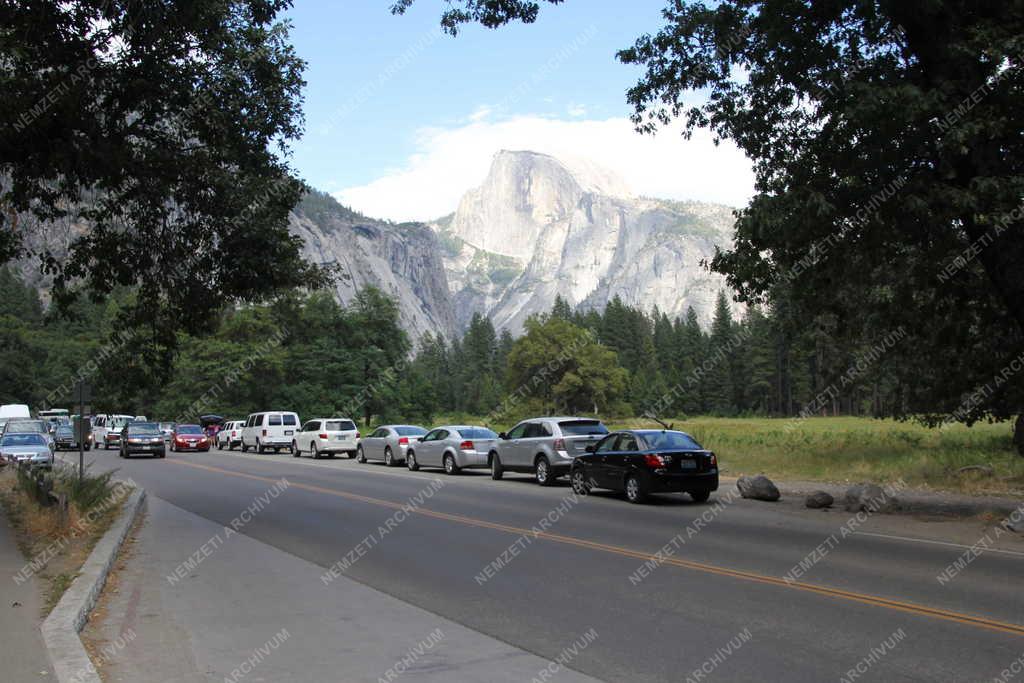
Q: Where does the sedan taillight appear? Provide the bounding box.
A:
[643,454,668,468]
[398,437,409,445]
[318,433,328,439]
[459,440,474,451]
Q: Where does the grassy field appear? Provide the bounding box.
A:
[433,414,1024,497]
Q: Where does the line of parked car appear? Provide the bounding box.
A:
[202,412,720,505]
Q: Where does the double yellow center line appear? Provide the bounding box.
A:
[169,458,1024,638]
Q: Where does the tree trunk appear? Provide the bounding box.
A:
[1014,414,1024,456]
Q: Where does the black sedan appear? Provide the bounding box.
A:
[119,422,166,459]
[569,430,718,504]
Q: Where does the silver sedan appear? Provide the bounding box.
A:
[405,426,498,474]
[0,432,54,468]
[355,425,428,467]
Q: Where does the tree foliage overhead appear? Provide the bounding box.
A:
[1,0,331,343]
[616,0,1024,430]
[390,0,563,35]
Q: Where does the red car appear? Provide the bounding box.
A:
[170,424,211,452]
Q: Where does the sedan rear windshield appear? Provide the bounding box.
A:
[396,426,427,436]
[639,431,703,451]
[6,421,46,433]
[325,420,357,432]
[558,420,608,436]
[177,425,203,434]
[459,427,497,440]
[2,434,46,447]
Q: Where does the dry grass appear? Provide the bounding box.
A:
[0,466,128,616]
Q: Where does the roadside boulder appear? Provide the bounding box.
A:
[737,475,780,502]
[844,483,897,514]
[805,491,834,509]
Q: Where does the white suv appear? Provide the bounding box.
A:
[241,412,299,454]
[94,414,135,450]
[292,418,360,459]
[218,420,245,450]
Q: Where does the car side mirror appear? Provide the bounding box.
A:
[584,445,595,453]
[417,437,424,442]
[498,432,508,440]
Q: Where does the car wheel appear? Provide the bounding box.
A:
[625,475,648,504]
[444,453,460,475]
[292,441,301,458]
[384,447,395,467]
[407,451,419,471]
[489,452,504,480]
[228,442,234,451]
[257,440,264,454]
[570,468,591,495]
[159,452,166,459]
[241,440,248,453]
[356,446,366,463]
[535,456,554,486]
[311,443,320,460]
[690,490,711,503]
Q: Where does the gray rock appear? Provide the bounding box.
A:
[805,491,834,509]
[844,483,897,513]
[736,475,781,502]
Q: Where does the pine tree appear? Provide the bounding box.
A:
[706,291,736,415]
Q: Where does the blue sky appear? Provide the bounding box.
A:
[284,1,753,220]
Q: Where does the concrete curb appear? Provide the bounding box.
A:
[41,454,147,683]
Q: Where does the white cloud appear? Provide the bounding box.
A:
[335,114,755,222]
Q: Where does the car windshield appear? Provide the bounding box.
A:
[159,423,174,430]
[56,426,74,436]
[326,420,356,431]
[2,434,46,447]
[111,417,132,429]
[129,423,161,436]
[177,425,202,435]
[6,421,45,433]
[396,426,427,436]
[458,427,498,439]
[639,431,704,451]
[558,420,608,436]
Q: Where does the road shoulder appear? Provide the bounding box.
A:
[83,493,603,682]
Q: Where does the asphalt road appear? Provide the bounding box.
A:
[79,445,1024,682]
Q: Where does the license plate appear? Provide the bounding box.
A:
[284,430,293,435]
[334,435,346,441]
[679,459,697,470]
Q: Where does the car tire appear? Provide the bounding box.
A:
[293,441,301,458]
[312,443,320,459]
[384,447,396,467]
[407,451,419,471]
[535,456,554,486]
[489,452,504,480]
[690,490,711,503]
[159,452,166,459]
[444,453,460,475]
[570,468,591,495]
[241,440,248,453]
[625,475,647,504]
[356,446,366,463]
[257,440,264,454]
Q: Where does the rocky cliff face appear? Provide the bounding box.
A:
[290,192,457,341]
[431,150,738,333]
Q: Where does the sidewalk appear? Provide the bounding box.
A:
[82,495,602,683]
[0,497,53,681]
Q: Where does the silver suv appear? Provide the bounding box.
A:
[488,417,609,486]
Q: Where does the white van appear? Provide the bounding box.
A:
[241,411,299,454]
[94,414,135,450]
[0,404,31,433]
